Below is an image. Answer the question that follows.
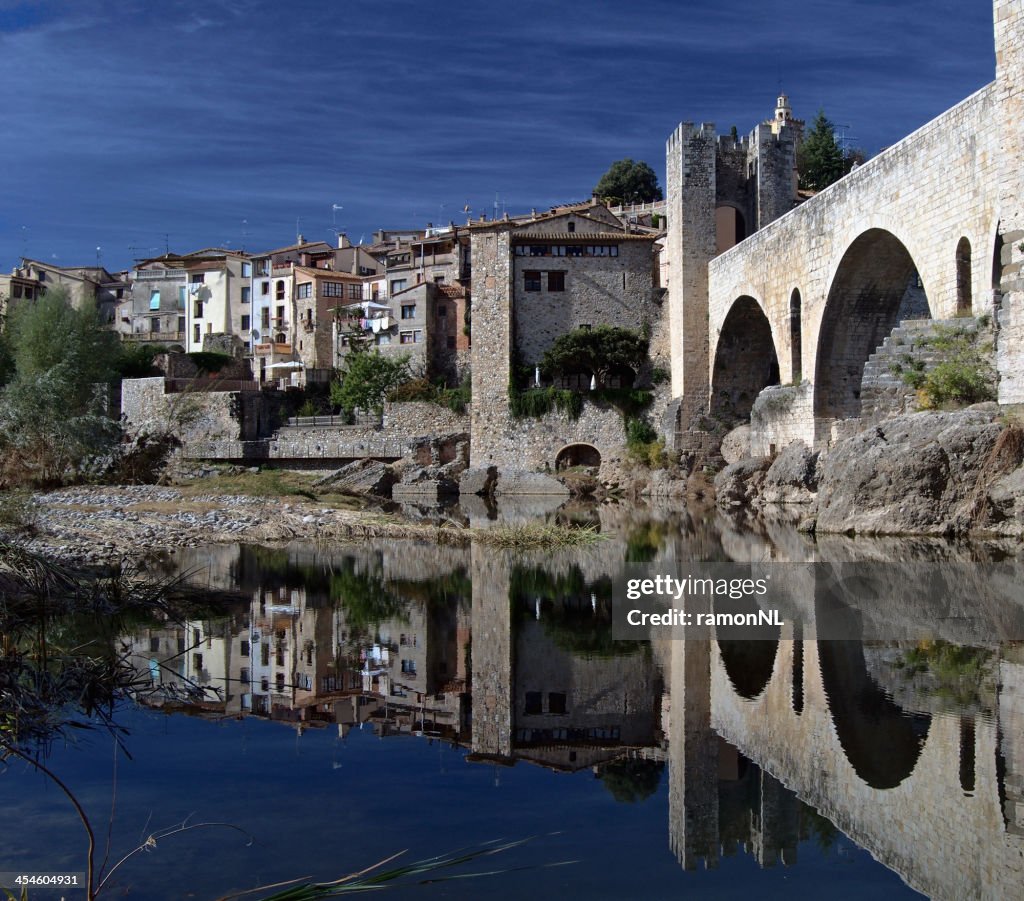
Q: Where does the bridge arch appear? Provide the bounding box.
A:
[789,288,803,383]
[711,295,780,421]
[956,236,973,314]
[814,228,932,419]
[554,443,601,470]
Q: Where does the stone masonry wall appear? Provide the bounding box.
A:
[511,237,657,366]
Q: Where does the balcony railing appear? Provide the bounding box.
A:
[131,331,185,343]
[135,269,186,280]
[254,342,293,355]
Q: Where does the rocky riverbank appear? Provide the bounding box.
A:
[715,404,1024,538]
[6,484,472,567]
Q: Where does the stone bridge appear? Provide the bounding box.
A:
[668,0,1024,451]
[670,633,1024,898]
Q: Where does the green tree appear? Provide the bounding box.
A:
[0,287,122,486]
[594,159,663,205]
[541,325,648,388]
[597,759,665,803]
[329,348,411,417]
[797,110,849,191]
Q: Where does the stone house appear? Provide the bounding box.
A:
[467,200,665,474]
[121,255,189,348]
[176,248,252,353]
[291,265,364,376]
[3,258,128,324]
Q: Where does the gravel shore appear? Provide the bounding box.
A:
[12,485,464,566]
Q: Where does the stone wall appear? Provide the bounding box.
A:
[121,377,252,444]
[748,383,814,457]
[511,236,657,367]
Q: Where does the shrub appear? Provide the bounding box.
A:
[185,351,232,373]
[918,359,996,409]
[509,385,583,420]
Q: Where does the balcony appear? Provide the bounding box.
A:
[135,269,186,280]
[272,264,294,275]
[130,330,185,344]
[254,342,293,355]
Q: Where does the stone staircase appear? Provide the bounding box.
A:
[860,317,991,423]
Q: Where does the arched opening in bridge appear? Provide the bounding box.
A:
[715,205,747,255]
[814,229,932,419]
[712,295,780,421]
[959,718,976,794]
[956,237,973,315]
[792,625,804,715]
[789,288,803,382]
[992,228,1005,296]
[555,443,601,470]
[717,639,779,700]
[818,641,931,789]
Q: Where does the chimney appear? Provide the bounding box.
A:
[338,233,351,249]
[297,234,306,245]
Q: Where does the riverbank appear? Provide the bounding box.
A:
[6,482,473,566]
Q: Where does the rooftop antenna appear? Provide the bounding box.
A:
[96,246,102,268]
[835,124,857,155]
[332,203,343,227]
[241,219,249,252]
[163,233,170,254]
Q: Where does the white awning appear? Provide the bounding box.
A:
[265,361,304,370]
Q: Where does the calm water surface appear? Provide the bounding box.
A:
[2,501,1022,900]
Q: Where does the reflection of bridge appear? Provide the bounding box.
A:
[667,1,1024,450]
[669,631,1024,898]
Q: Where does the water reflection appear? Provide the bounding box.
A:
[111,503,1024,899]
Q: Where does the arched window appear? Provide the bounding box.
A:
[956,237,972,315]
[789,288,802,382]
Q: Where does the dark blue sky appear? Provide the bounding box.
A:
[0,0,996,272]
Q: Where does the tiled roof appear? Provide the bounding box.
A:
[254,240,332,257]
[292,266,361,281]
[511,232,656,242]
[437,284,466,298]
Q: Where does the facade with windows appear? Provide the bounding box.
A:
[181,249,252,353]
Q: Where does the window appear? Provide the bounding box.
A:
[547,271,565,292]
[241,314,251,331]
[149,637,160,652]
[433,274,445,284]
[276,305,285,322]
[548,692,567,715]
[437,305,447,318]
[261,309,270,330]
[275,280,285,301]
[241,286,251,303]
[446,336,456,350]
[524,692,542,715]
[306,308,313,324]
[241,262,252,278]
[239,668,250,685]
[400,330,421,344]
[349,284,361,299]
[297,282,312,299]
[116,288,124,299]
[261,644,269,666]
[276,673,285,692]
[193,300,203,318]
[193,653,203,671]
[177,316,185,333]
[376,334,392,345]
[401,659,417,675]
[390,278,407,295]
[149,290,161,310]
[150,317,160,332]
[322,281,344,297]
[193,324,201,343]
[401,304,416,320]
[524,271,541,292]
[240,640,250,657]
[567,221,575,233]
[261,281,270,296]
[190,273,204,284]
[12,285,21,298]
[178,286,187,305]
[261,677,269,692]
[37,270,46,282]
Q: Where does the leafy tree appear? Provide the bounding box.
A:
[0,287,122,486]
[594,159,663,205]
[541,325,648,388]
[597,759,665,803]
[797,110,849,191]
[330,348,411,417]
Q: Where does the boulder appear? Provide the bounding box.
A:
[493,470,571,497]
[815,407,1004,536]
[313,459,396,497]
[720,424,751,466]
[459,466,497,497]
[760,440,819,505]
[713,457,771,508]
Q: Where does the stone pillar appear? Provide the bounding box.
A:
[668,635,720,870]
[994,0,1024,402]
[468,228,514,465]
[470,544,514,759]
[665,123,717,422]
